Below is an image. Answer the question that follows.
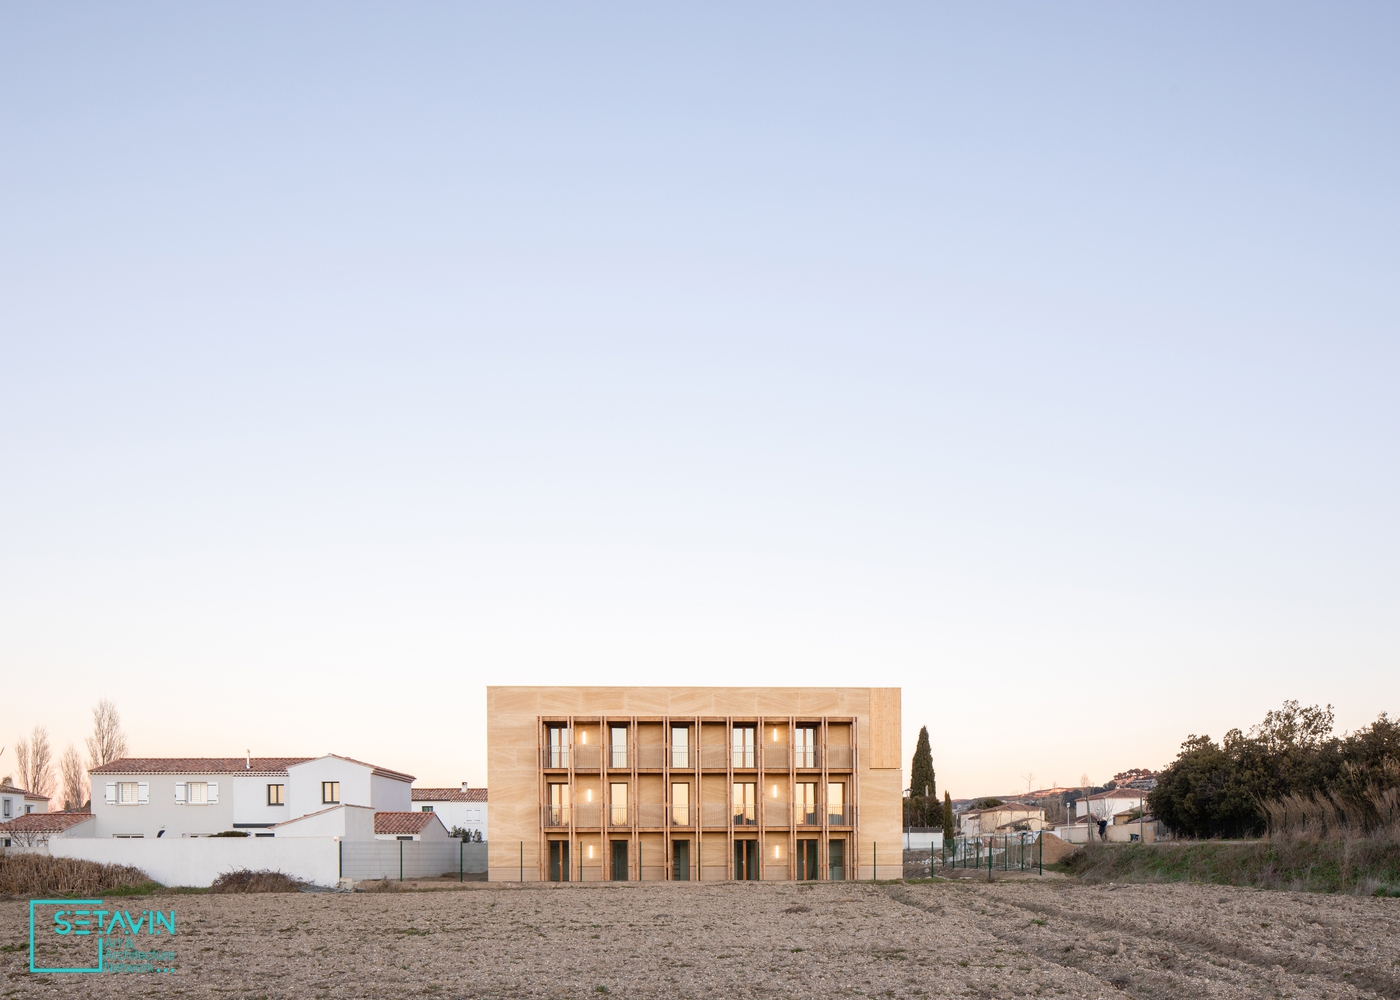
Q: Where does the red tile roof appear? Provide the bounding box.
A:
[0,811,95,833]
[411,787,488,803]
[0,782,50,800]
[374,812,439,836]
[90,757,312,776]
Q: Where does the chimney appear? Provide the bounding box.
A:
[246,750,251,770]
[461,781,469,792]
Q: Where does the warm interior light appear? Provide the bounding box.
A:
[588,845,594,859]
[772,784,778,798]
[773,728,778,741]
[774,845,781,859]
[586,789,593,803]
[581,732,587,744]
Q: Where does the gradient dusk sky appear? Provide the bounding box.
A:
[2,4,1397,798]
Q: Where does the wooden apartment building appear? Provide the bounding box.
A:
[487,686,902,882]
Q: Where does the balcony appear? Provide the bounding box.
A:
[542,804,571,827]
[828,806,856,827]
[764,803,791,827]
[574,804,602,828]
[574,745,601,770]
[541,748,570,769]
[635,804,666,827]
[607,805,631,828]
[794,747,819,769]
[827,746,854,769]
[699,746,728,769]
[701,803,729,828]
[636,746,666,769]
[669,804,694,827]
[669,745,692,768]
[733,804,757,827]
[764,746,790,770]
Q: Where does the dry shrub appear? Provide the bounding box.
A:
[208,868,309,893]
[1262,786,1400,840]
[0,853,154,896]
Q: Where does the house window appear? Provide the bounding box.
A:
[25,804,34,814]
[322,781,340,804]
[118,782,139,805]
[267,784,285,806]
[797,782,818,825]
[187,782,209,805]
[609,783,628,826]
[397,835,413,842]
[731,726,756,768]
[547,725,569,768]
[827,781,846,824]
[670,726,689,768]
[2,799,10,818]
[609,726,628,769]
[671,782,690,825]
[421,805,433,813]
[796,726,818,768]
[732,781,756,825]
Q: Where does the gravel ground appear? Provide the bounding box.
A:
[3,879,1399,998]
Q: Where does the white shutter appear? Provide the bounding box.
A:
[105,783,117,805]
[207,782,218,804]
[174,783,186,805]
[137,782,149,805]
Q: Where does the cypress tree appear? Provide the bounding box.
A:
[942,791,955,839]
[909,725,936,827]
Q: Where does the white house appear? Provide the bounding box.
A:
[410,784,487,840]
[0,782,49,822]
[1076,788,1147,823]
[960,802,1045,837]
[0,811,95,850]
[87,754,415,839]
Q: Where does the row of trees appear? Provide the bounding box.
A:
[3,699,129,811]
[1149,700,1400,838]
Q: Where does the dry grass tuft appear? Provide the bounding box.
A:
[0,853,155,897]
[208,868,309,893]
[782,904,812,913]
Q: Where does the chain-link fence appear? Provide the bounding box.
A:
[937,833,1043,874]
[340,840,488,881]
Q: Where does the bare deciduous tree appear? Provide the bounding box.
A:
[14,726,55,797]
[86,698,129,768]
[60,743,88,811]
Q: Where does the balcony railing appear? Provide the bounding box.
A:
[636,746,666,769]
[669,804,693,826]
[609,747,628,769]
[765,746,790,770]
[670,745,691,768]
[700,746,728,769]
[827,745,854,769]
[795,806,822,827]
[701,803,729,828]
[575,746,601,770]
[765,803,790,827]
[607,805,631,828]
[542,804,571,827]
[733,804,757,826]
[636,804,666,827]
[794,747,819,769]
[731,748,757,769]
[828,806,856,826]
[542,748,570,769]
[574,804,602,828]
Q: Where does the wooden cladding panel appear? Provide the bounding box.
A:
[866,687,901,769]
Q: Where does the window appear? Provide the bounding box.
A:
[421,805,434,813]
[2,798,9,818]
[731,726,755,768]
[828,781,846,824]
[187,781,208,805]
[547,725,569,768]
[796,726,818,768]
[671,782,690,825]
[397,835,413,842]
[732,781,756,825]
[322,781,340,804]
[548,783,571,826]
[670,726,689,767]
[118,782,139,805]
[25,804,33,814]
[610,725,628,769]
[267,784,285,806]
[797,782,818,825]
[609,782,628,826]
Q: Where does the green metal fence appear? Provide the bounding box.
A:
[938,833,1043,875]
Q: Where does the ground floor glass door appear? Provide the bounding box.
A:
[829,839,845,880]
[734,839,758,880]
[796,838,819,880]
[611,839,629,881]
[548,840,570,882]
[672,839,690,880]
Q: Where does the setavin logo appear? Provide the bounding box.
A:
[29,900,178,974]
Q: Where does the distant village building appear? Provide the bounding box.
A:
[959,802,1045,836]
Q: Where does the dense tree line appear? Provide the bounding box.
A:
[1149,701,1400,838]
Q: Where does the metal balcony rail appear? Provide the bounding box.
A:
[669,804,694,826]
[700,746,728,769]
[764,803,791,827]
[574,746,601,770]
[733,804,757,826]
[795,807,822,827]
[701,803,729,828]
[828,806,856,826]
[794,747,819,769]
[542,805,571,827]
[731,748,757,768]
[572,804,602,828]
[607,805,631,827]
[609,747,628,769]
[636,804,666,828]
[542,747,570,768]
[764,746,790,770]
[636,746,666,769]
[670,745,690,768]
[827,746,854,769]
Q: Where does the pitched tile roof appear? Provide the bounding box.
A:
[0,811,95,833]
[374,812,439,836]
[1085,788,1148,801]
[411,787,488,803]
[89,757,312,776]
[0,783,49,800]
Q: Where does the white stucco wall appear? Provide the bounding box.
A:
[230,775,291,828]
[370,773,412,812]
[286,758,374,818]
[1076,793,1145,821]
[412,801,488,839]
[273,804,375,839]
[89,774,236,838]
[49,836,341,887]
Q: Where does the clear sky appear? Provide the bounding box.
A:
[2,4,1397,799]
